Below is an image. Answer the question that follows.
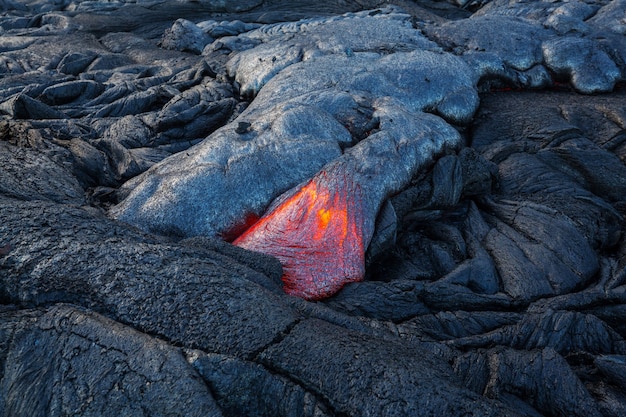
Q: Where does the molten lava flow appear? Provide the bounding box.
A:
[234,107,464,300]
[234,170,367,300]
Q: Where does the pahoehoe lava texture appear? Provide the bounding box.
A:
[1,1,626,416]
[234,108,462,300]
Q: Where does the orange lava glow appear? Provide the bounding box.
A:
[233,170,367,300]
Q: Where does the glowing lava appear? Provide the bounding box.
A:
[234,107,463,300]
[234,169,368,300]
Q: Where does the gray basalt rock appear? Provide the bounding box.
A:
[257,319,525,417]
[187,350,332,417]
[0,93,67,119]
[112,9,480,239]
[221,7,441,96]
[0,305,223,417]
[544,1,597,34]
[89,80,237,182]
[484,198,600,297]
[588,0,626,35]
[454,347,603,417]
[67,137,119,187]
[250,49,479,124]
[149,80,237,140]
[0,194,296,358]
[425,1,626,92]
[595,355,626,391]
[112,101,351,238]
[196,19,262,38]
[543,37,621,93]
[39,79,104,106]
[160,18,215,54]
[102,115,154,149]
[0,191,531,417]
[324,280,431,321]
[0,140,85,204]
[449,309,626,355]
[57,51,99,76]
[93,85,178,118]
[397,310,522,342]
[424,15,550,71]
[177,0,263,12]
[470,91,625,251]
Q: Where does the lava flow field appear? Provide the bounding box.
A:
[1,1,626,416]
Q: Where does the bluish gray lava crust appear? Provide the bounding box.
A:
[112,4,624,239]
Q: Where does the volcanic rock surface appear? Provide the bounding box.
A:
[1,0,626,416]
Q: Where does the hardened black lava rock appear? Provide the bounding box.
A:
[0,305,224,417]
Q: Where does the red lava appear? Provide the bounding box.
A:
[234,170,367,300]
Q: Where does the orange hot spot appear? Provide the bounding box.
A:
[313,198,349,242]
[233,170,369,300]
[317,208,331,231]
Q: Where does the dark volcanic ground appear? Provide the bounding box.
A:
[1,1,626,416]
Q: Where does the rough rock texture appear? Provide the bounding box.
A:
[1,0,626,416]
[0,305,224,417]
[112,8,479,239]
